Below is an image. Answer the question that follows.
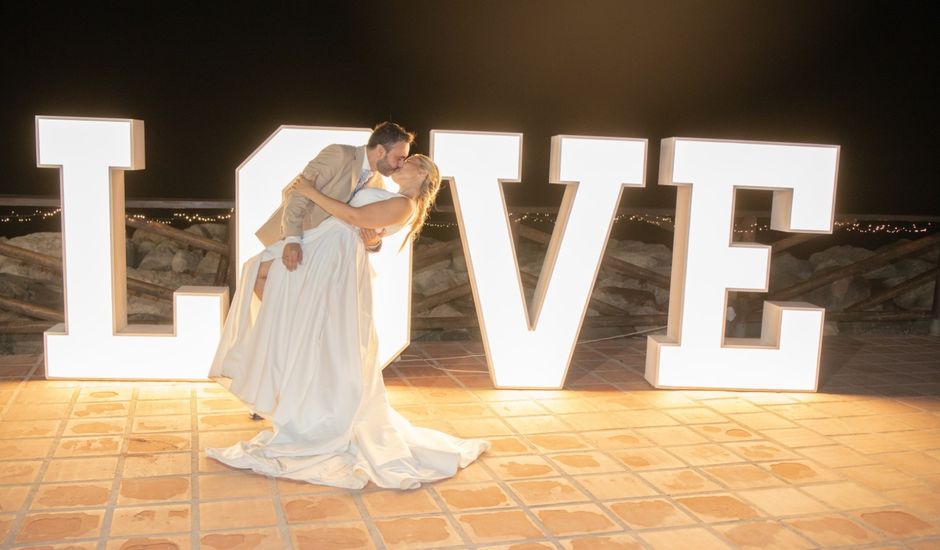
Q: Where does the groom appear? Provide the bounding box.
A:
[255,122,416,271]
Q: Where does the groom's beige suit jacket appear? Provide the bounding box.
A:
[254,144,385,247]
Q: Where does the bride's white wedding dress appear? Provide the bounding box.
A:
[207,187,489,489]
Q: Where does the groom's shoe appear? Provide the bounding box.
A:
[249,411,263,421]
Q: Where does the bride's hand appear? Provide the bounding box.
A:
[289,176,318,200]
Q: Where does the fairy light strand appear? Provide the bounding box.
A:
[0,208,935,234]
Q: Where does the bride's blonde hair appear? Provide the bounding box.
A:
[400,154,442,251]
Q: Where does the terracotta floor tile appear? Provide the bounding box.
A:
[666,443,744,466]
[675,494,761,522]
[0,513,12,541]
[54,435,123,457]
[524,433,591,452]
[634,426,709,446]
[374,515,463,549]
[197,396,249,413]
[610,447,685,471]
[841,463,922,491]
[62,418,126,436]
[559,412,630,431]
[13,388,76,404]
[136,385,193,401]
[199,473,272,500]
[200,498,278,530]
[535,397,600,414]
[507,478,590,506]
[801,481,893,510]
[199,528,282,549]
[107,535,192,550]
[282,494,361,523]
[274,477,343,496]
[548,451,625,474]
[291,522,377,549]
[15,510,104,544]
[488,400,550,417]
[31,482,111,509]
[134,399,192,416]
[436,481,513,511]
[762,459,840,484]
[640,526,732,549]
[198,413,270,431]
[722,441,799,462]
[785,514,881,546]
[198,430,256,451]
[702,463,785,489]
[884,485,940,517]
[580,429,651,450]
[433,459,495,486]
[573,472,658,501]
[760,426,834,448]
[0,419,61,439]
[485,455,558,479]
[0,460,42,484]
[71,401,129,418]
[455,509,543,543]
[3,401,71,420]
[0,484,30,512]
[77,387,132,402]
[127,433,192,454]
[43,456,118,482]
[856,509,938,538]
[738,487,831,516]
[691,423,757,442]
[449,417,513,437]
[797,444,878,468]
[607,498,697,529]
[505,414,574,434]
[559,533,643,550]
[535,503,619,536]
[123,452,192,477]
[132,414,192,433]
[118,476,191,505]
[0,437,55,459]
[361,487,439,517]
[664,407,730,425]
[109,504,191,537]
[715,521,815,549]
[878,451,940,476]
[486,436,534,455]
[639,468,722,494]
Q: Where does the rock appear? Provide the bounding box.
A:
[6,232,62,257]
[808,245,894,279]
[824,321,839,336]
[0,272,63,311]
[769,253,812,292]
[412,267,468,296]
[125,238,137,268]
[138,240,182,271]
[171,249,202,273]
[128,295,172,321]
[127,266,201,289]
[595,286,659,313]
[807,276,870,311]
[886,257,935,310]
[196,252,222,275]
[134,239,155,263]
[608,239,672,275]
[185,223,228,242]
[416,303,463,318]
[131,227,165,246]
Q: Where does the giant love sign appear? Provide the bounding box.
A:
[36,116,838,391]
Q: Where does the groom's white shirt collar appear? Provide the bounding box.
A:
[361,145,373,175]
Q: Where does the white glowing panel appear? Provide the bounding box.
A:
[646,138,839,391]
[432,131,646,388]
[238,127,411,367]
[37,116,229,379]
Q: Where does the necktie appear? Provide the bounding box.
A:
[356,169,372,192]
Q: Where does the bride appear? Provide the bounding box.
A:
[208,153,490,489]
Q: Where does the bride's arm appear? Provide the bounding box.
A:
[290,180,412,229]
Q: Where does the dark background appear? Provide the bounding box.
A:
[1,1,935,215]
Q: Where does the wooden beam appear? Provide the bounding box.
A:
[125,218,229,256]
[0,241,174,300]
[413,239,462,271]
[0,295,63,322]
[845,267,939,312]
[772,233,940,301]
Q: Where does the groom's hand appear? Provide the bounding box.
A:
[360,228,385,252]
[282,242,303,271]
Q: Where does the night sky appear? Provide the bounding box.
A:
[2,1,935,216]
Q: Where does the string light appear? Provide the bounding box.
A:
[0,208,935,234]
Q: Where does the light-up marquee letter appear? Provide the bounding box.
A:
[432,131,647,388]
[646,138,839,391]
[235,127,412,366]
[37,116,229,379]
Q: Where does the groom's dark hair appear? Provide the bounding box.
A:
[368,121,415,151]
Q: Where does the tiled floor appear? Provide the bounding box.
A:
[1,335,939,549]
